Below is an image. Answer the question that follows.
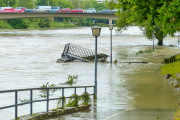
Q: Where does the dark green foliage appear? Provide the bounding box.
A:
[117,0,180,45]
[39,82,57,98]
[66,94,79,107]
[52,96,66,111]
[114,59,117,64]
[80,92,92,105]
[116,10,132,33]
[105,0,116,10]
[7,19,30,29]
[65,75,78,85]
[38,18,52,28]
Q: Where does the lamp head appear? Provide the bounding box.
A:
[109,24,113,30]
[91,26,101,37]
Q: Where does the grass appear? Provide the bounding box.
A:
[172,108,180,120]
[162,54,180,64]
[161,61,180,78]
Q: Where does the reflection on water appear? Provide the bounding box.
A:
[0,27,180,120]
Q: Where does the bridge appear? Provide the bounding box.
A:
[0,12,118,20]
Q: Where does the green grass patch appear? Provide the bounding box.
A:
[161,61,180,78]
[172,108,180,120]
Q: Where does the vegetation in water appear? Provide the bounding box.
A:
[32,113,39,116]
[65,75,78,85]
[79,92,92,105]
[83,53,108,62]
[66,94,79,107]
[39,82,58,98]
[52,92,91,111]
[19,99,30,103]
[136,49,153,56]
[52,96,66,111]
[114,59,117,64]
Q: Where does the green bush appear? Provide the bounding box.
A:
[0,20,13,29]
[7,19,30,29]
[38,18,52,28]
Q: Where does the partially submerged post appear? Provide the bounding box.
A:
[91,26,101,99]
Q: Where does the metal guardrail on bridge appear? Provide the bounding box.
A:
[0,86,94,119]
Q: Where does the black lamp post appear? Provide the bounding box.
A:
[109,24,113,63]
[91,27,101,98]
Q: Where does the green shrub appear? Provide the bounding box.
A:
[0,20,13,29]
[38,18,52,28]
[7,19,30,29]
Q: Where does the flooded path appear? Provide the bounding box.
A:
[0,27,180,120]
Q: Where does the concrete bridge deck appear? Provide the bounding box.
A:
[0,13,119,20]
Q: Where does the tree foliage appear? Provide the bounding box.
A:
[116,0,180,45]
[105,0,116,10]
[38,18,52,28]
[7,19,30,29]
[117,0,180,35]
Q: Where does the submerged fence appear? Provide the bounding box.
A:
[0,86,94,119]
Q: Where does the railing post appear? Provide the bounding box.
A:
[30,90,33,115]
[47,89,49,112]
[74,88,76,94]
[62,88,64,108]
[15,91,18,119]
[85,87,87,93]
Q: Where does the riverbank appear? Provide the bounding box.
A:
[0,19,76,29]
[161,54,180,119]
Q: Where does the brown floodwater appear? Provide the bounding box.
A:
[0,27,180,120]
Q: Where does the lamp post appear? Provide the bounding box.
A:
[109,24,113,63]
[153,30,155,51]
[91,27,101,98]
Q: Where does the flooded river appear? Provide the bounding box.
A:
[0,27,180,120]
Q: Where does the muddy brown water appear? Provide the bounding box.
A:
[0,27,180,120]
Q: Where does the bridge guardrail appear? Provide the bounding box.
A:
[0,86,95,119]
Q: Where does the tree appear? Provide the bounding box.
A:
[38,18,52,28]
[7,19,30,29]
[14,0,34,8]
[116,0,180,46]
[0,0,6,6]
[105,0,116,10]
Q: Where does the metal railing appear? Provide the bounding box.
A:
[0,86,94,119]
[61,43,95,62]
